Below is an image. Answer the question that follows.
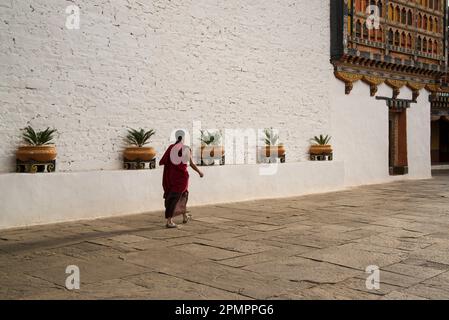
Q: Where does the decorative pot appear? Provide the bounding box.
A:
[16,145,57,162]
[201,146,225,159]
[309,145,333,155]
[123,147,156,161]
[262,145,286,157]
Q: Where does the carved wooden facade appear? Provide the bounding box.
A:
[331,0,448,98]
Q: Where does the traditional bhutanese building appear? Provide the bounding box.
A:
[0,1,447,229]
[331,0,448,175]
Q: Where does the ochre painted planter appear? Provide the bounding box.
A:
[262,146,286,157]
[201,146,225,159]
[309,145,333,155]
[16,145,57,162]
[123,147,156,161]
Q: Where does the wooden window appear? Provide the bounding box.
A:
[388,29,394,45]
[407,10,413,26]
[377,26,383,41]
[378,1,383,17]
[388,4,394,20]
[370,28,376,41]
[363,23,369,39]
[356,20,362,38]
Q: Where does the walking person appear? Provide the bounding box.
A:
[159,130,204,228]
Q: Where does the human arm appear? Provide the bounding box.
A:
[189,154,204,178]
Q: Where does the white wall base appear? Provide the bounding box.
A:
[0,161,345,230]
[432,164,449,170]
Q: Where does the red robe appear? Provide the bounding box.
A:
[159,143,189,198]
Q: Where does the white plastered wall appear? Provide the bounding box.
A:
[330,78,431,187]
[0,0,434,229]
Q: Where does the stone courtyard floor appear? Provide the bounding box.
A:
[1,172,449,300]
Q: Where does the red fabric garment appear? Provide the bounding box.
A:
[159,143,189,198]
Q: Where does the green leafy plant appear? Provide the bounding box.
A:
[126,128,155,147]
[262,128,282,146]
[312,134,332,146]
[200,130,222,146]
[22,126,57,146]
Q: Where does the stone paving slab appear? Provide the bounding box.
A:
[25,257,151,286]
[243,256,363,283]
[1,173,449,299]
[299,243,407,270]
[123,273,249,300]
[381,291,428,300]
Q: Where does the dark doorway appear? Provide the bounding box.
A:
[431,117,449,164]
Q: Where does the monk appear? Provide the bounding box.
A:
[159,130,204,228]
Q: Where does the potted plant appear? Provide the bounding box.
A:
[16,126,58,162]
[123,128,156,161]
[200,130,224,165]
[309,134,333,156]
[260,128,286,160]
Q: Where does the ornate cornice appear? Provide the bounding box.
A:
[407,82,426,91]
[385,79,407,89]
[385,80,407,99]
[407,82,426,101]
[362,76,385,96]
[335,71,363,94]
[425,84,441,93]
[335,70,444,100]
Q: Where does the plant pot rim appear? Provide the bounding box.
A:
[18,144,56,148]
[124,146,155,149]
